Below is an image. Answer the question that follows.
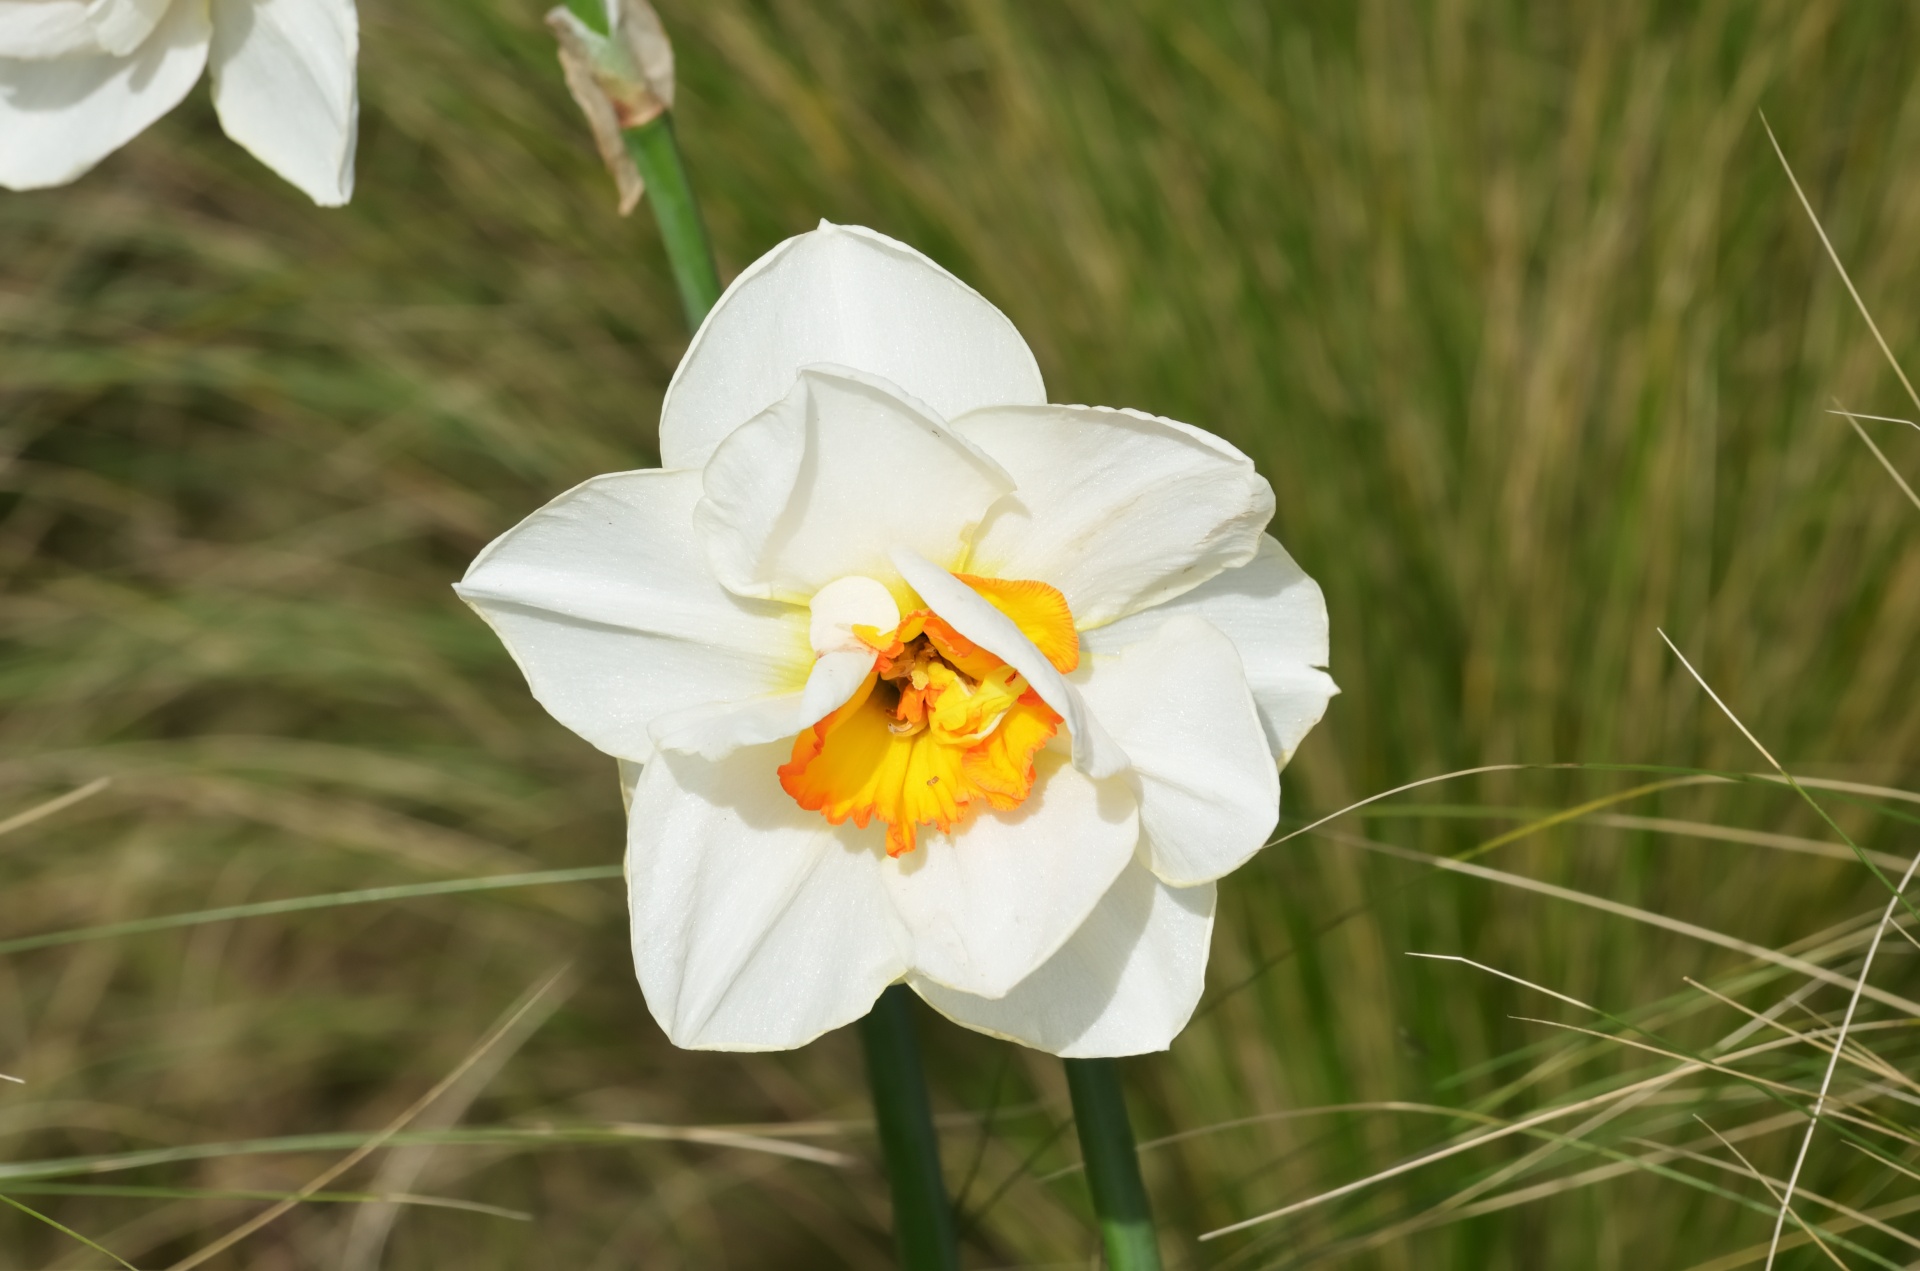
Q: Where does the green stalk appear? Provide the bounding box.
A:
[858,985,959,1271]
[622,117,721,331]
[1064,1058,1162,1270]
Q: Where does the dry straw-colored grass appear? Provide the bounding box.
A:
[4,0,1920,1266]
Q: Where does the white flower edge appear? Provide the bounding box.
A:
[454,468,811,767]
[0,0,208,191]
[956,403,1275,629]
[913,862,1216,1057]
[1086,534,1338,768]
[626,743,1142,1049]
[208,0,358,206]
[0,0,357,205]
[658,222,1047,469]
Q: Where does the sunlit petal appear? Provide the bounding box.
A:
[1079,616,1278,885]
[915,863,1214,1057]
[885,752,1138,998]
[455,469,810,764]
[0,0,208,191]
[1086,535,1336,766]
[0,0,99,60]
[628,744,907,1050]
[959,404,1274,628]
[207,0,357,206]
[660,221,1045,468]
[695,365,1012,603]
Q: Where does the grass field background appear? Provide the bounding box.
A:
[5,0,1920,1265]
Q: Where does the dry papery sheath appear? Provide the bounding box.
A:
[546,0,675,215]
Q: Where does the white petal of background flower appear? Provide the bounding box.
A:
[0,0,207,191]
[694,365,1013,603]
[1077,615,1279,886]
[885,752,1138,999]
[455,469,809,765]
[1086,535,1336,766]
[892,547,1129,779]
[628,745,908,1051]
[657,222,1047,469]
[207,0,357,206]
[0,0,100,60]
[958,404,1275,629]
[914,863,1215,1057]
[85,0,172,55]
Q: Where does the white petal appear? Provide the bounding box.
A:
[651,571,899,758]
[0,0,97,58]
[808,574,898,654]
[694,366,1013,603]
[1250,663,1340,765]
[659,222,1046,469]
[207,0,356,206]
[957,404,1275,628]
[0,0,167,58]
[628,744,907,1050]
[1077,615,1278,885]
[85,0,170,55]
[617,757,642,813]
[913,863,1214,1057]
[0,0,207,191]
[885,752,1138,998]
[648,647,873,759]
[455,468,809,765]
[892,547,1129,779]
[1085,535,1336,765]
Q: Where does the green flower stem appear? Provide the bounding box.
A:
[1064,1057,1163,1270]
[622,116,721,332]
[858,985,959,1271]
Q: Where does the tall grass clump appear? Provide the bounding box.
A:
[4,0,1920,1266]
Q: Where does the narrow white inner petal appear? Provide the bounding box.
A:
[889,546,1129,779]
[808,574,899,655]
[800,648,877,723]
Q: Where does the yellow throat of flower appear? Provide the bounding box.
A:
[779,574,1080,856]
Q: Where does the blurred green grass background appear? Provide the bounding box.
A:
[5,0,1920,1265]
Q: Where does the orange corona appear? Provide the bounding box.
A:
[779,575,1080,855]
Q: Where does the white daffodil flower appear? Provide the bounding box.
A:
[0,0,357,205]
[457,222,1337,1057]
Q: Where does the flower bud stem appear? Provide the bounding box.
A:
[1064,1057,1163,1270]
[858,985,959,1271]
[621,116,721,331]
